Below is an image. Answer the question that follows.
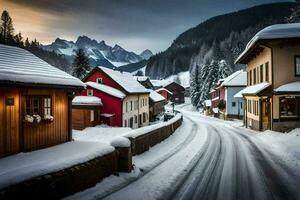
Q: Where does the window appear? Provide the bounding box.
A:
[232,102,236,107]
[240,102,243,109]
[295,56,300,76]
[87,89,93,96]
[25,96,52,116]
[134,115,137,123]
[134,100,138,110]
[265,62,269,82]
[124,120,127,127]
[130,101,133,111]
[280,96,299,118]
[96,78,103,84]
[260,65,263,83]
[253,68,256,84]
[249,70,252,85]
[44,98,51,116]
[90,110,94,122]
[126,102,128,112]
[143,113,146,123]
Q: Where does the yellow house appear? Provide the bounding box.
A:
[235,23,300,132]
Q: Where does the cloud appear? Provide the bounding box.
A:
[1,0,292,53]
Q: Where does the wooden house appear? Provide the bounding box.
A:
[81,67,150,128]
[147,89,166,121]
[151,80,185,104]
[72,96,102,130]
[235,23,300,132]
[156,88,173,101]
[210,70,247,119]
[0,44,85,157]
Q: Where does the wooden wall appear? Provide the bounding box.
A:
[72,108,100,130]
[22,89,69,151]
[0,87,20,157]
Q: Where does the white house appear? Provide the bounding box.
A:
[222,70,247,119]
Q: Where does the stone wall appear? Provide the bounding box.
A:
[0,151,118,199]
[127,116,183,155]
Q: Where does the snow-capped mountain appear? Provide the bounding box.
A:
[42,36,149,68]
[140,49,153,60]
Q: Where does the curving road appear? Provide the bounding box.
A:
[102,103,300,200]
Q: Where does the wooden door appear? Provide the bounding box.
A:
[262,101,270,130]
[0,88,20,157]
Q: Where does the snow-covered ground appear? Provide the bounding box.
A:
[67,100,300,200]
[0,141,114,189]
[73,126,132,145]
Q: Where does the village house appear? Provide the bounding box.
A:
[0,44,85,157]
[81,67,150,129]
[134,76,166,121]
[235,23,300,132]
[210,70,247,119]
[147,89,166,121]
[134,76,154,89]
[72,96,102,130]
[156,88,173,101]
[151,80,185,104]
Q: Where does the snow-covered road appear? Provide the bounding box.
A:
[68,102,300,200]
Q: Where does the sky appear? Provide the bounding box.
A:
[0,0,292,54]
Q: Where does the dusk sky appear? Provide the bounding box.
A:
[0,0,292,53]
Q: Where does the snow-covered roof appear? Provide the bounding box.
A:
[234,91,243,98]
[134,76,149,82]
[86,81,126,99]
[221,70,247,87]
[274,82,300,93]
[237,82,271,96]
[204,100,212,107]
[0,44,85,88]
[72,96,102,106]
[100,113,115,117]
[150,79,172,88]
[147,89,165,102]
[156,87,173,95]
[99,67,149,94]
[236,23,300,64]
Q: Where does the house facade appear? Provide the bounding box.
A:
[82,67,150,129]
[156,88,173,101]
[236,23,300,132]
[72,96,102,130]
[147,89,166,121]
[0,44,84,157]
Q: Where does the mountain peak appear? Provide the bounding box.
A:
[113,44,124,51]
[140,49,153,60]
[76,35,98,47]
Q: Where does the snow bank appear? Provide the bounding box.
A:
[110,137,131,148]
[86,81,126,99]
[0,44,85,88]
[0,141,114,189]
[254,128,300,160]
[72,96,102,106]
[73,126,132,145]
[125,113,182,139]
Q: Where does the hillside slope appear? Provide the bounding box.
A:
[146,2,296,80]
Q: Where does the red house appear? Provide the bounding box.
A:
[156,88,173,101]
[80,67,150,128]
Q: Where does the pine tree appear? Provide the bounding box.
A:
[25,37,30,47]
[72,48,90,79]
[14,32,24,47]
[1,10,14,42]
[190,65,201,107]
[286,0,300,23]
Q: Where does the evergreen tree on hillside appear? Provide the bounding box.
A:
[286,0,300,23]
[0,10,14,43]
[72,48,90,79]
[190,65,201,107]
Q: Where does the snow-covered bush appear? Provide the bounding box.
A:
[33,114,42,123]
[44,114,54,122]
[25,115,34,123]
